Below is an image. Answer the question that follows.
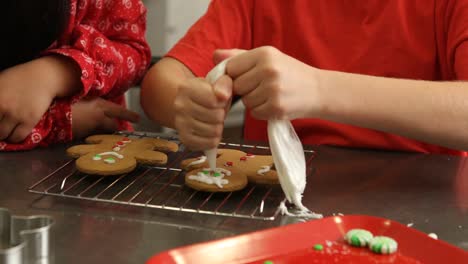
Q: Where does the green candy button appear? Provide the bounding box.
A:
[202,170,209,175]
[345,229,373,247]
[313,244,324,251]
[369,236,398,254]
[213,172,222,177]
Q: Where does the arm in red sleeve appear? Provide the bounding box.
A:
[44,0,151,100]
[0,99,72,151]
[166,0,253,77]
[1,0,150,151]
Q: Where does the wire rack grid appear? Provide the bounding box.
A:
[28,132,317,221]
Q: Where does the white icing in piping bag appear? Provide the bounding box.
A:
[204,59,230,171]
[269,120,322,218]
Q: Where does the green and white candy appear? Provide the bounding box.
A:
[369,236,398,254]
[344,229,373,247]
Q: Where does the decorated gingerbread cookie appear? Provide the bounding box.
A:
[181,149,279,185]
[67,135,179,176]
[185,166,248,192]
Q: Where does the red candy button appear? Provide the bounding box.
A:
[246,153,254,157]
[225,161,233,167]
[240,156,247,161]
[122,137,130,141]
[117,141,124,145]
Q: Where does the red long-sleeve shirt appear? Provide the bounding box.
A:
[167,0,468,156]
[0,0,151,151]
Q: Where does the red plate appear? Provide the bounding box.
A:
[147,215,468,264]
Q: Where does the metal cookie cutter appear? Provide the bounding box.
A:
[0,208,54,264]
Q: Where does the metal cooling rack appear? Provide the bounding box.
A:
[28,132,316,221]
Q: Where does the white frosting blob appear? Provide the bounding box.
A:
[93,156,102,161]
[97,151,124,159]
[188,168,231,188]
[113,147,121,152]
[104,158,116,164]
[257,165,271,175]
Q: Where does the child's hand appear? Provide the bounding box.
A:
[217,46,322,120]
[0,63,56,143]
[0,56,81,143]
[71,97,140,139]
[173,75,232,151]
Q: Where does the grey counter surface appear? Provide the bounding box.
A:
[0,138,467,263]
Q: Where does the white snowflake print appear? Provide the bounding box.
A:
[127,57,135,73]
[0,142,6,150]
[98,19,109,31]
[81,53,93,64]
[58,129,66,141]
[82,69,89,79]
[70,1,77,15]
[94,37,107,48]
[95,0,103,9]
[131,24,139,34]
[105,0,113,9]
[31,132,42,144]
[113,21,124,31]
[92,79,105,90]
[79,0,87,10]
[80,24,96,34]
[80,39,87,49]
[139,1,146,14]
[122,0,132,9]
[110,47,124,63]
[95,60,104,71]
[102,64,114,76]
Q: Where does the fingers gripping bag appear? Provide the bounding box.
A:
[207,59,322,219]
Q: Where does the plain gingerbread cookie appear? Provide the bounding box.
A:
[67,135,178,176]
[181,149,279,185]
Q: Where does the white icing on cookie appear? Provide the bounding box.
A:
[187,168,232,188]
[96,152,124,159]
[257,165,271,175]
[210,168,231,176]
[104,158,116,164]
[93,155,102,161]
[113,147,121,152]
[188,156,207,166]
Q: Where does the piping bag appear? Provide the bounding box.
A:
[205,60,322,218]
[204,59,230,171]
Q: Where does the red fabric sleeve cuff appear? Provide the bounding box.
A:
[166,42,215,78]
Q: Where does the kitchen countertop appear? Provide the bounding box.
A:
[1,137,467,263]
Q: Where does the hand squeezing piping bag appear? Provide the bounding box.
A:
[206,60,322,218]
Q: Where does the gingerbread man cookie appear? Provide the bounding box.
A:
[184,166,248,192]
[181,149,279,190]
[67,135,179,176]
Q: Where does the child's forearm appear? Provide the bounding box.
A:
[318,69,468,150]
[141,58,195,128]
[34,55,83,98]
